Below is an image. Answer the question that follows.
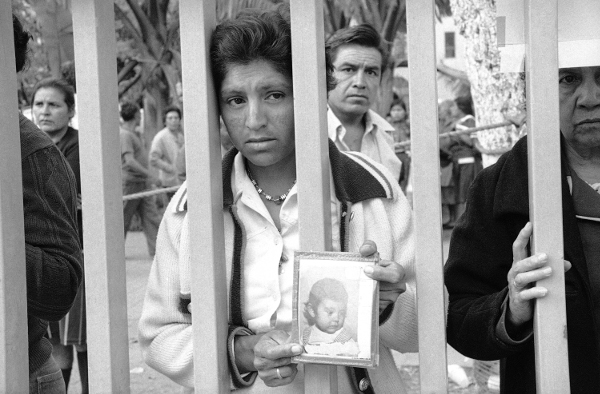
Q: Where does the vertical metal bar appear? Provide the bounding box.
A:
[179,0,229,392]
[72,1,130,392]
[290,0,336,392]
[0,6,29,392]
[406,0,449,392]
[524,1,570,392]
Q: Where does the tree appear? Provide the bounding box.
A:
[450,0,525,167]
[322,0,452,116]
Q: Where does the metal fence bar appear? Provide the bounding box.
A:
[406,0,449,392]
[72,1,130,392]
[290,0,336,392]
[179,0,229,392]
[524,0,570,392]
[0,5,29,393]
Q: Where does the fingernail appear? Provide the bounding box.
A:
[540,289,548,296]
[364,266,374,274]
[291,345,303,354]
[543,267,552,276]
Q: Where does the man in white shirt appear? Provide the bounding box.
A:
[150,106,185,199]
[326,24,402,181]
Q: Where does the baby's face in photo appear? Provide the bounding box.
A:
[312,298,347,334]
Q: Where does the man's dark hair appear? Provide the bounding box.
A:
[163,105,182,123]
[120,101,140,122]
[210,6,335,95]
[31,78,76,111]
[13,14,31,73]
[455,95,474,116]
[325,24,388,71]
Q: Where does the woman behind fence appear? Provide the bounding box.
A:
[139,6,418,393]
[31,78,88,393]
[445,66,600,392]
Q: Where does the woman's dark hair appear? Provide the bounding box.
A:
[455,95,474,116]
[30,78,76,111]
[390,99,407,112]
[163,105,182,123]
[325,23,389,71]
[210,6,335,95]
[120,101,140,122]
[13,14,31,73]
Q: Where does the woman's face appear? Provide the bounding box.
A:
[559,66,600,154]
[219,60,295,169]
[165,110,181,132]
[32,87,74,137]
[390,104,406,122]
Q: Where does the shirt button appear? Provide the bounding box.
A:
[358,378,370,392]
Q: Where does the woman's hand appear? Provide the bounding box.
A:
[359,240,407,313]
[253,330,303,387]
[507,222,571,328]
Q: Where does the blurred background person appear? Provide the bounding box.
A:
[150,106,184,200]
[389,98,411,192]
[120,101,162,257]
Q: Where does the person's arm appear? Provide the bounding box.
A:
[122,152,159,186]
[23,145,82,321]
[444,165,532,360]
[149,138,176,174]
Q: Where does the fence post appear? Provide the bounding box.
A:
[0,6,29,392]
[406,0,449,392]
[524,0,570,392]
[179,0,230,392]
[72,1,130,392]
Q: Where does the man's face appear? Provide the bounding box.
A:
[309,298,347,334]
[165,111,181,132]
[559,66,600,154]
[328,44,382,120]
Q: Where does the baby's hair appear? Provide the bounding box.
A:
[303,277,348,324]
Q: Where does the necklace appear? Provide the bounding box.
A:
[246,167,296,204]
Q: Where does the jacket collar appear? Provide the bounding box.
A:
[176,139,396,213]
[219,139,394,209]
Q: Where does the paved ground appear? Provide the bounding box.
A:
[65,229,475,393]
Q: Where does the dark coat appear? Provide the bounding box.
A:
[444,137,600,393]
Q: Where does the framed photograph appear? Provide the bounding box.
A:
[290,251,379,368]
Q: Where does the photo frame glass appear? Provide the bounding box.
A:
[291,251,379,368]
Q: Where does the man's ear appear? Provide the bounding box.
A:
[307,304,316,318]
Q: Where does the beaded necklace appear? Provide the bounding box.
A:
[246,166,296,204]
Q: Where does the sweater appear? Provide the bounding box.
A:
[139,140,418,393]
[19,114,82,373]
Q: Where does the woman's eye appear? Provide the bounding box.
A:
[268,92,284,100]
[559,75,579,84]
[227,97,244,106]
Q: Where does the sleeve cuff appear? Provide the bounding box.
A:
[227,325,257,389]
[495,293,533,345]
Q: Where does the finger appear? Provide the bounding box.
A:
[564,260,572,272]
[512,253,548,275]
[512,222,532,262]
[514,286,548,302]
[255,343,303,362]
[364,261,404,284]
[513,266,552,289]
[359,240,378,257]
[259,367,298,387]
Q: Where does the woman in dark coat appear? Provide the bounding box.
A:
[445,66,600,393]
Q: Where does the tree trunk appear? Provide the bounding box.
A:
[450,0,525,167]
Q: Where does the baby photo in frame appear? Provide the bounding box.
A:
[291,251,379,368]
